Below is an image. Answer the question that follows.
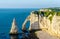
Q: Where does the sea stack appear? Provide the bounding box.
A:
[9,18,18,35]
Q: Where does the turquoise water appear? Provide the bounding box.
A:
[0,8,39,39]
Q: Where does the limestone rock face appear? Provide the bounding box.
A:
[36,14,60,38]
[22,12,40,30]
[50,15,60,37]
[22,10,60,38]
[35,31,58,39]
[10,18,18,34]
[35,14,60,39]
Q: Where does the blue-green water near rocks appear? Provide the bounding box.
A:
[0,8,39,39]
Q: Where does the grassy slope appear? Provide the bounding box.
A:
[33,8,60,22]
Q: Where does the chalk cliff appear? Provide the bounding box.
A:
[22,9,60,38]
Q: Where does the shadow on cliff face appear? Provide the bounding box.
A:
[27,31,39,39]
[21,30,39,39]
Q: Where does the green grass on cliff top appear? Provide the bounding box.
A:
[33,8,60,22]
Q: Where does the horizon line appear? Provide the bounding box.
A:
[0,7,60,9]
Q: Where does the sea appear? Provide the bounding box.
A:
[0,8,39,39]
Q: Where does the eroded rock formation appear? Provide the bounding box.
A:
[22,9,60,38]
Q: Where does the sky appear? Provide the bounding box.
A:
[0,0,60,8]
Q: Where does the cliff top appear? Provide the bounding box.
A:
[31,8,60,22]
